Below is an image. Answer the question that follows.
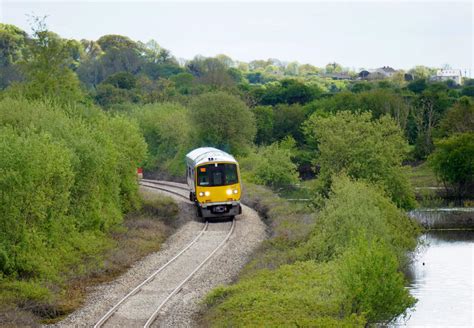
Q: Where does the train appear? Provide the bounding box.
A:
[185,147,242,218]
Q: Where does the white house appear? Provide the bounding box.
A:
[432,69,463,85]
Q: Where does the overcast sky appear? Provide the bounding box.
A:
[1,1,472,71]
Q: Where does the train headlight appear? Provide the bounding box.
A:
[233,189,238,194]
[226,189,232,195]
[199,192,204,197]
[204,191,211,197]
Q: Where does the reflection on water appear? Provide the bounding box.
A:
[393,231,474,327]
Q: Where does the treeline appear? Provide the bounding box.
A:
[1,22,473,166]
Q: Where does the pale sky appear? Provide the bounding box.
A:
[1,0,472,71]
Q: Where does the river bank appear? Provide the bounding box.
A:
[408,207,474,229]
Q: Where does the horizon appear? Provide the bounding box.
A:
[1,1,472,74]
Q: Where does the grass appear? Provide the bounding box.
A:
[406,162,441,189]
[0,189,179,326]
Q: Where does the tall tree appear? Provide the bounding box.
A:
[190,92,256,155]
[304,111,415,209]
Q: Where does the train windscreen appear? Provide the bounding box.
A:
[197,163,238,186]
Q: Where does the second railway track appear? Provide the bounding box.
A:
[94,180,235,328]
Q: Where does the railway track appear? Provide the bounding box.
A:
[94,180,235,328]
[139,180,190,201]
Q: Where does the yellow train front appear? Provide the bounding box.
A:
[186,147,242,219]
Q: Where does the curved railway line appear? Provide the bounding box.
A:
[94,180,235,328]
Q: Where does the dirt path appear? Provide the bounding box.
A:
[46,184,266,327]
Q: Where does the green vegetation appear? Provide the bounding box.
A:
[304,111,416,209]
[240,137,299,188]
[129,102,192,177]
[0,98,147,319]
[203,176,419,326]
[1,19,472,325]
[429,132,474,200]
[407,162,440,188]
[189,91,256,156]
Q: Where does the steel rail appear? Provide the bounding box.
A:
[143,218,236,328]
[141,179,189,191]
[139,182,189,200]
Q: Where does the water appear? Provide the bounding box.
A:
[393,231,474,327]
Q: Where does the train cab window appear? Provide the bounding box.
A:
[225,165,238,184]
[213,171,223,185]
[197,163,238,186]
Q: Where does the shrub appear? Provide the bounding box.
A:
[203,261,366,327]
[429,132,474,199]
[336,238,416,323]
[0,97,146,312]
[241,137,299,188]
[304,111,416,209]
[129,102,192,177]
[304,175,419,264]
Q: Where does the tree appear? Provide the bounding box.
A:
[0,23,28,88]
[103,71,136,89]
[408,65,435,80]
[245,137,299,188]
[190,92,256,155]
[285,61,299,76]
[130,102,192,176]
[273,103,307,144]
[187,56,235,89]
[9,17,84,104]
[97,34,138,52]
[407,79,427,93]
[412,87,451,159]
[325,62,343,74]
[299,64,320,76]
[252,105,274,145]
[304,111,415,209]
[215,54,234,68]
[429,132,474,200]
[437,97,474,137]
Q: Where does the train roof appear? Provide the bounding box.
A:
[185,147,237,167]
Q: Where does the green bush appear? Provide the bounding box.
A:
[129,102,192,177]
[204,177,419,326]
[336,238,416,323]
[304,111,416,209]
[0,97,146,310]
[240,137,299,188]
[304,175,419,264]
[203,261,366,327]
[429,132,474,199]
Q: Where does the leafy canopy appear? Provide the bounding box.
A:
[190,91,256,156]
[304,111,416,209]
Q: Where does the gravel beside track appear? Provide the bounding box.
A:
[45,182,266,328]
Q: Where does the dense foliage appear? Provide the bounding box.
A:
[0,98,146,312]
[189,92,256,155]
[429,132,474,199]
[204,176,419,326]
[304,111,416,209]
